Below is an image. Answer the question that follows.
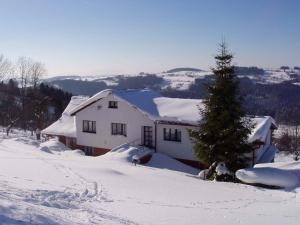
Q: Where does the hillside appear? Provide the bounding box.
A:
[0,131,300,225]
[44,67,300,94]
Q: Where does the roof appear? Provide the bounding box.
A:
[42,96,89,137]
[47,89,277,143]
[248,116,277,143]
[70,89,203,124]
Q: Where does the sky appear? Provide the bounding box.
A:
[0,0,299,76]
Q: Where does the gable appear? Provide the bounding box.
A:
[75,93,154,122]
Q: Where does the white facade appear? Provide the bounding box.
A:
[74,92,201,161]
[75,94,155,150]
[156,123,197,161]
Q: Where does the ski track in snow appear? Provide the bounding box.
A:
[0,133,300,224]
[0,137,138,225]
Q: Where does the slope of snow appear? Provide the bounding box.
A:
[1,133,300,225]
[146,153,199,175]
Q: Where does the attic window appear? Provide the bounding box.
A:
[108,101,118,108]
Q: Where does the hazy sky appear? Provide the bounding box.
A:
[0,0,299,76]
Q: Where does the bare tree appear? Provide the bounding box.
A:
[276,107,300,160]
[30,61,46,89]
[16,57,33,130]
[0,54,12,81]
[17,56,32,92]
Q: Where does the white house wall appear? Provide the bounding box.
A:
[76,94,155,149]
[74,92,274,164]
[156,124,198,161]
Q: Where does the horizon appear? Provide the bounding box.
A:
[0,0,299,77]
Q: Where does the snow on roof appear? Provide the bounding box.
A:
[62,96,90,116]
[153,97,201,123]
[248,116,277,143]
[70,89,203,124]
[51,89,276,143]
[70,89,112,116]
[42,96,89,137]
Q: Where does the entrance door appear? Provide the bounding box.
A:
[143,126,153,148]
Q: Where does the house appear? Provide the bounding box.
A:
[42,89,277,168]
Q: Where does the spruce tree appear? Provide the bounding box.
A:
[190,42,253,175]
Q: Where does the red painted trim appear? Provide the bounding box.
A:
[58,136,66,145]
[76,145,111,156]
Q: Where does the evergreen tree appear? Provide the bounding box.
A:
[190,42,253,175]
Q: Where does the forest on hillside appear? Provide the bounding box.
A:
[0,55,71,133]
[0,80,71,132]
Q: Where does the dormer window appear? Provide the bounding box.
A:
[108,101,118,108]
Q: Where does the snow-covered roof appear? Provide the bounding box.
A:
[42,96,89,137]
[70,89,203,124]
[248,116,277,143]
[48,89,276,143]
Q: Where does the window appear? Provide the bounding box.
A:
[82,120,96,133]
[84,146,94,156]
[163,128,181,142]
[111,123,127,136]
[108,101,118,108]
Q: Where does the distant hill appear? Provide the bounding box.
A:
[165,67,203,73]
[234,66,265,75]
[43,67,300,124]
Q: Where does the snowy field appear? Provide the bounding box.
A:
[0,131,300,225]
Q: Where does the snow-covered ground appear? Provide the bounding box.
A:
[238,69,296,84]
[1,132,300,225]
[274,124,299,139]
[159,71,211,90]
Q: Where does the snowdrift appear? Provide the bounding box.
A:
[236,167,300,189]
[103,143,199,174]
[39,139,84,156]
[102,143,153,163]
[39,139,70,153]
[146,153,199,175]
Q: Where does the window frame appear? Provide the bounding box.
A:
[108,101,118,109]
[82,120,96,133]
[111,123,127,136]
[163,128,181,142]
